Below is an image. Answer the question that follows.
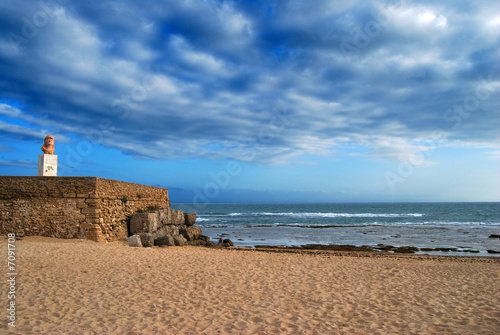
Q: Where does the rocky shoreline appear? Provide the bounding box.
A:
[253,243,500,255]
[125,208,500,255]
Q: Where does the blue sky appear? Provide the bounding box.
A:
[0,0,499,203]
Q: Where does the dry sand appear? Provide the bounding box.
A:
[1,237,499,335]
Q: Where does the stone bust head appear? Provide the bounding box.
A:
[41,135,55,154]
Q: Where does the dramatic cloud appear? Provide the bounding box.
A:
[0,1,498,201]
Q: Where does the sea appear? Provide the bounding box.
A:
[172,203,500,257]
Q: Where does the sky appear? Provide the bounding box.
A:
[0,0,499,204]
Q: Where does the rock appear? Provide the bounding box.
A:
[170,209,185,225]
[129,208,206,247]
[155,235,175,246]
[374,244,396,252]
[152,225,178,239]
[301,244,374,252]
[393,246,419,253]
[130,212,159,234]
[488,234,500,239]
[188,239,207,246]
[184,212,197,226]
[222,239,234,247]
[126,234,142,247]
[180,226,202,241]
[139,233,154,247]
[487,250,500,254]
[173,234,187,246]
[157,209,171,225]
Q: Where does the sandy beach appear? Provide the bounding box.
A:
[1,237,499,334]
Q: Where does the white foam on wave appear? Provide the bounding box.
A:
[256,212,425,218]
[198,220,500,228]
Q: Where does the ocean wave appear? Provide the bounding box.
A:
[197,221,500,228]
[221,212,425,218]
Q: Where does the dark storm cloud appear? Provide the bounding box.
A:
[0,0,498,164]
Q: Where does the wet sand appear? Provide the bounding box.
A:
[1,237,499,334]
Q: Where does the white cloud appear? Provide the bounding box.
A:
[0,0,498,167]
[0,103,22,118]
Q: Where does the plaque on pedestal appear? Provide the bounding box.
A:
[38,154,58,176]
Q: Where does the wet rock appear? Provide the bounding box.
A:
[374,244,396,252]
[302,244,374,252]
[188,239,207,246]
[487,250,500,254]
[222,239,234,247]
[436,247,456,252]
[393,246,419,253]
[488,234,500,239]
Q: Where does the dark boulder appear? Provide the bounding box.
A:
[139,233,154,247]
[180,226,202,241]
[155,235,175,246]
[184,212,197,226]
[222,239,234,247]
[173,235,187,246]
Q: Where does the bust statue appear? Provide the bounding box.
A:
[41,135,55,154]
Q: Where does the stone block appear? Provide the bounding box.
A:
[155,235,175,246]
[127,234,142,247]
[173,234,187,246]
[157,208,171,225]
[139,233,154,247]
[130,212,159,234]
[184,212,197,226]
[180,226,202,241]
[152,225,178,239]
[82,208,101,215]
[85,198,99,205]
[170,209,185,225]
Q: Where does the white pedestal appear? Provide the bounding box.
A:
[38,154,58,176]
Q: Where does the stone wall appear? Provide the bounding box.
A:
[0,176,170,242]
